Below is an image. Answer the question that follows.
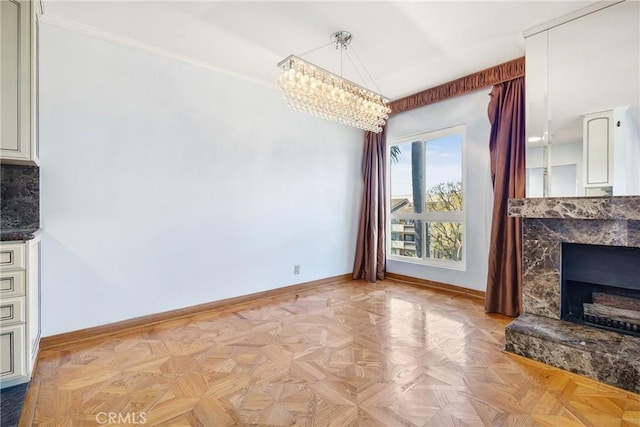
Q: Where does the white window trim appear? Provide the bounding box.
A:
[386,124,467,271]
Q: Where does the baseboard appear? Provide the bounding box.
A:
[385,272,485,300]
[40,274,352,350]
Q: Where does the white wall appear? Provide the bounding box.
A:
[385,89,493,291]
[39,23,363,336]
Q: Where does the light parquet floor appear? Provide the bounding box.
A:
[18,280,640,426]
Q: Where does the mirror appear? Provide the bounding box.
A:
[525,1,640,197]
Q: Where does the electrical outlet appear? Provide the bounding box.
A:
[294,264,300,275]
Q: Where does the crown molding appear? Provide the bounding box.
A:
[38,14,275,90]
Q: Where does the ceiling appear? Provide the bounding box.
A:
[41,1,598,100]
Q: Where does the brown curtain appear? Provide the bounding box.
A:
[353,128,387,282]
[485,77,525,316]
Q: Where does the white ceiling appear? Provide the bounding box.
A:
[41,1,598,100]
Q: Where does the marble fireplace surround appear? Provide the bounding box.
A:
[504,196,640,394]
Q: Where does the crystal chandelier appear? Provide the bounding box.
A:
[277,31,391,133]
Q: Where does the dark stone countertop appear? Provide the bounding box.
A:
[0,164,40,231]
[0,227,40,241]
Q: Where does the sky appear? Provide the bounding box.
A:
[390,134,462,197]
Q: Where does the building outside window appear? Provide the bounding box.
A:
[388,125,466,269]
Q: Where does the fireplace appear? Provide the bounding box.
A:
[562,243,640,336]
[504,196,640,393]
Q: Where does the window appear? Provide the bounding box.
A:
[388,125,465,268]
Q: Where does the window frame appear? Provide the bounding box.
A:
[386,124,467,270]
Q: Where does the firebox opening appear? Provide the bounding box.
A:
[561,243,640,337]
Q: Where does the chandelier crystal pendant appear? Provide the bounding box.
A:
[277,31,391,133]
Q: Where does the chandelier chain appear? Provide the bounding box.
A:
[344,50,368,95]
[295,41,333,59]
[349,45,383,95]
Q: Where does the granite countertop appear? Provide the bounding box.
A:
[0,227,40,241]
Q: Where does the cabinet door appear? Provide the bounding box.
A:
[0,324,26,382]
[0,0,32,161]
[583,111,613,187]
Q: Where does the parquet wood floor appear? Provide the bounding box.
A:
[19,280,640,426]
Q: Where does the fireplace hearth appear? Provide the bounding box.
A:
[505,196,640,393]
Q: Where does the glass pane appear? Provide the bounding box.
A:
[549,164,577,197]
[526,167,545,198]
[390,141,424,214]
[390,219,421,259]
[425,222,463,261]
[425,135,462,211]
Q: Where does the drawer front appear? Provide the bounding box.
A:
[0,271,26,298]
[0,244,25,270]
[0,298,25,326]
[0,324,26,381]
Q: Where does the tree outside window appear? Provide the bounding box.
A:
[388,126,465,267]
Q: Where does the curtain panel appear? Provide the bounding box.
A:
[484,77,526,316]
[353,129,387,282]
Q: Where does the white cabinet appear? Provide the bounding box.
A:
[583,107,640,196]
[0,234,41,388]
[583,110,613,191]
[0,0,38,164]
